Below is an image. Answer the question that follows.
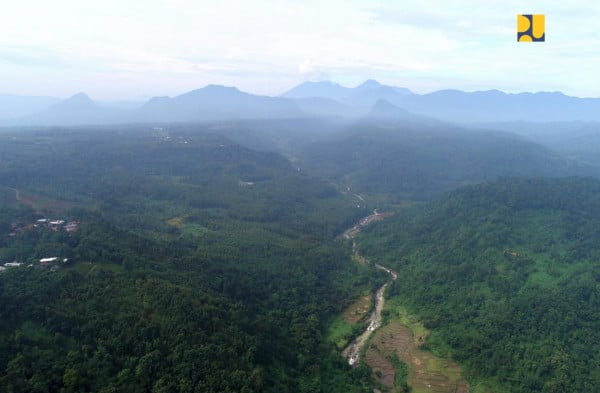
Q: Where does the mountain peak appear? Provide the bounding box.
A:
[202,84,240,92]
[357,79,382,89]
[66,92,93,102]
[177,85,245,101]
[373,98,399,108]
[365,98,439,124]
[353,80,413,96]
[53,92,96,110]
[182,85,242,96]
[368,99,410,116]
[282,80,350,99]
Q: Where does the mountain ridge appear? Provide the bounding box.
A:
[5,80,600,126]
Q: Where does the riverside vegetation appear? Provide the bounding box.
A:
[359,177,600,392]
[0,126,382,392]
[1,120,599,392]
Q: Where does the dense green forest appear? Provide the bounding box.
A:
[130,119,596,201]
[359,177,600,392]
[295,124,593,200]
[2,123,600,393]
[0,126,382,392]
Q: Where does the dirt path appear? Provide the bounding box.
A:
[7,187,21,202]
[5,186,74,213]
[6,187,39,210]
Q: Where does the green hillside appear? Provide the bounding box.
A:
[0,126,379,393]
[359,177,600,392]
[298,124,589,200]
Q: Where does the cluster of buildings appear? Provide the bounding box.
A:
[9,218,80,237]
[2,218,78,273]
[35,219,80,233]
[0,257,70,274]
[39,257,69,266]
[0,261,23,273]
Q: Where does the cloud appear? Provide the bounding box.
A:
[0,46,66,68]
[298,59,331,81]
[0,0,599,98]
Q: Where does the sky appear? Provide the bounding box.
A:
[1,0,599,100]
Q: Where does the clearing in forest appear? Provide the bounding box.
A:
[342,293,373,324]
[366,320,469,393]
[3,186,76,213]
[328,292,373,350]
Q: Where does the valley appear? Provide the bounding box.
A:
[0,127,378,393]
[1,120,599,393]
[359,178,600,392]
[366,320,468,393]
[338,208,470,393]
[3,1,600,391]
[342,262,396,368]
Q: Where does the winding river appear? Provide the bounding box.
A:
[341,210,398,366]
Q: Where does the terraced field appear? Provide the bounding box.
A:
[366,321,469,393]
[343,293,373,324]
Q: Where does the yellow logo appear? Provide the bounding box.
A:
[517,14,545,42]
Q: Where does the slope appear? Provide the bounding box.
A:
[297,121,586,200]
[359,177,600,392]
[0,125,379,393]
[136,85,304,122]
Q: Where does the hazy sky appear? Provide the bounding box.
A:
[1,0,599,100]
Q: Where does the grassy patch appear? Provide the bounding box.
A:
[389,353,410,391]
[327,316,355,350]
[469,378,509,393]
[342,292,372,324]
[181,224,214,238]
[72,262,126,277]
[387,298,428,344]
[351,252,368,265]
[166,215,187,228]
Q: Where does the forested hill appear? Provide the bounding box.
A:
[0,126,379,393]
[359,177,600,392]
[296,124,592,200]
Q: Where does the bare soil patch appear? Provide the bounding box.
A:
[342,294,372,324]
[365,343,396,390]
[8,187,75,213]
[365,321,469,393]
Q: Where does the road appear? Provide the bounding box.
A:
[7,187,21,202]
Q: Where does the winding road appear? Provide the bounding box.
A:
[7,187,21,202]
[341,210,398,367]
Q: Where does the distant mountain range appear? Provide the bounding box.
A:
[0,94,60,120]
[134,85,304,122]
[364,98,442,125]
[282,79,413,104]
[3,80,600,126]
[283,80,600,122]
